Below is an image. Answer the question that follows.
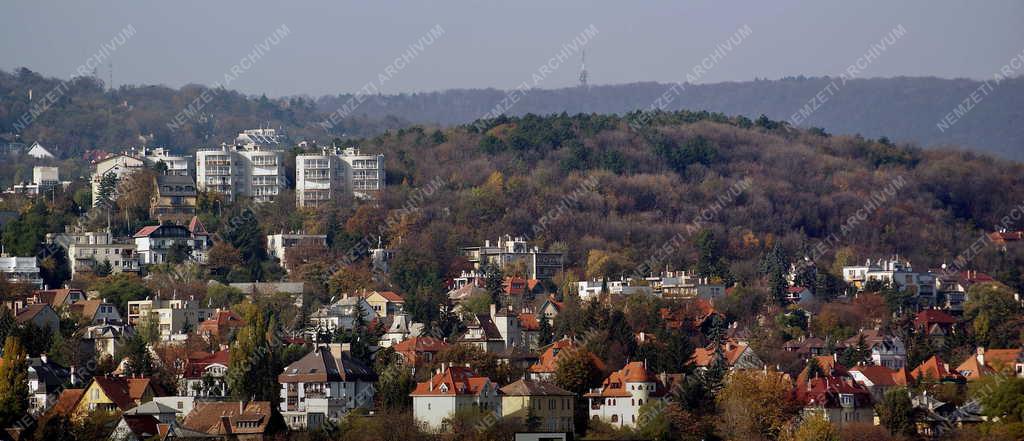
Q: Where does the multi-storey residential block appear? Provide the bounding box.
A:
[195,129,285,203]
[149,174,198,224]
[295,147,385,208]
[126,295,215,338]
[47,231,140,278]
[0,255,43,288]
[279,344,376,430]
[843,257,939,310]
[6,166,69,195]
[463,235,564,281]
[308,295,374,334]
[140,146,193,176]
[266,232,327,270]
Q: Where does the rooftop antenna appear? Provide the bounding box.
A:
[578,49,589,88]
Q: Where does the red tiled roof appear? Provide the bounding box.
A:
[692,339,750,368]
[410,366,495,397]
[529,338,606,374]
[910,355,965,383]
[519,313,540,331]
[797,376,873,408]
[584,361,664,398]
[50,389,85,416]
[393,336,449,366]
[184,349,230,379]
[92,376,139,410]
[915,310,957,327]
[849,365,901,386]
[182,401,271,436]
[188,216,208,236]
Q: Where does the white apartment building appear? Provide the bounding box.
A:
[842,257,937,307]
[195,129,286,203]
[47,231,139,278]
[90,154,146,206]
[295,147,385,208]
[140,146,193,176]
[6,166,69,195]
[308,296,374,335]
[0,255,43,288]
[127,295,214,338]
[463,235,564,281]
[577,279,655,301]
[278,344,377,430]
[266,232,327,270]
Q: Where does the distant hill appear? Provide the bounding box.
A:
[314,77,1024,161]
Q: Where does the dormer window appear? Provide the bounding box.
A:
[840,394,854,407]
[439,383,448,393]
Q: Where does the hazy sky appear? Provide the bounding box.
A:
[2,1,1021,97]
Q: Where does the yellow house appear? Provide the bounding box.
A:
[360,290,405,318]
[73,376,155,417]
[500,378,575,433]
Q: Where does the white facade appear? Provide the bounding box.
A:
[308,296,375,334]
[141,147,193,176]
[133,224,211,265]
[90,154,146,206]
[195,129,285,203]
[279,344,377,431]
[0,255,43,288]
[51,231,140,277]
[463,235,564,281]
[585,362,663,428]
[411,366,502,431]
[266,233,327,269]
[295,147,385,208]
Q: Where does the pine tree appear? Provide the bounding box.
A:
[121,333,156,377]
[538,313,553,346]
[484,263,504,307]
[0,337,29,427]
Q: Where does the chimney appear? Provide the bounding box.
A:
[489,303,496,318]
[240,400,244,414]
[220,415,231,433]
[40,354,47,364]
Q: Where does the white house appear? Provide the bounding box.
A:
[90,153,146,206]
[126,295,214,338]
[308,295,374,335]
[458,304,522,353]
[410,365,502,430]
[584,361,666,428]
[132,220,211,265]
[0,255,43,288]
[26,141,55,159]
[48,231,140,277]
[278,344,377,430]
[844,329,907,369]
[140,146,193,176]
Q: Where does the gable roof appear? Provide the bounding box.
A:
[278,346,376,383]
[68,299,113,320]
[910,355,965,383]
[184,349,231,379]
[529,338,605,374]
[15,304,55,324]
[188,216,208,236]
[915,309,957,326]
[32,288,85,308]
[91,376,138,410]
[50,388,86,416]
[410,366,495,397]
[692,339,751,368]
[182,401,272,436]
[849,365,902,386]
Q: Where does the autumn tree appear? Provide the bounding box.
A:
[716,369,800,441]
[0,337,29,427]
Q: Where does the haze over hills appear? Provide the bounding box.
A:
[2,68,1022,162]
[314,76,1024,161]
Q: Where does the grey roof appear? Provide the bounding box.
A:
[155,175,197,197]
[124,400,179,416]
[499,378,574,396]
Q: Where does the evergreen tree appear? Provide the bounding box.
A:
[0,308,14,345]
[538,313,553,346]
[0,337,29,427]
[226,310,281,401]
[95,172,117,208]
[484,263,504,307]
[93,259,113,277]
[877,387,916,437]
[121,333,156,377]
[761,243,790,306]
